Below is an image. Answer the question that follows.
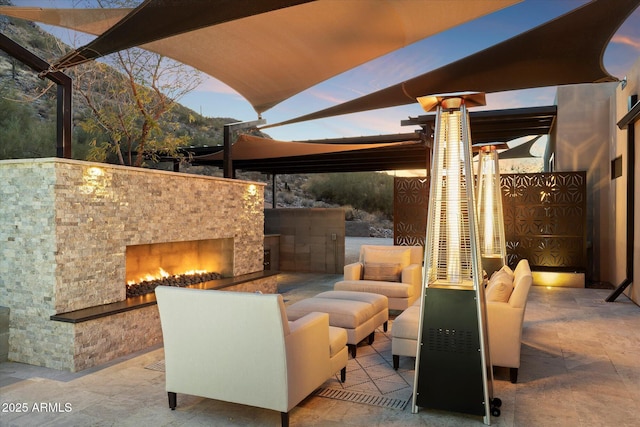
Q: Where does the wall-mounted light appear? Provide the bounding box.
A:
[81,165,109,196]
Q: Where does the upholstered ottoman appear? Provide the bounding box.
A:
[287,290,388,358]
[391,299,421,370]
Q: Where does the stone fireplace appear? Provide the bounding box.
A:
[0,158,274,371]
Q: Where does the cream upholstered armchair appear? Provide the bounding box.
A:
[391,259,533,384]
[155,286,348,427]
[334,245,423,311]
[486,259,533,383]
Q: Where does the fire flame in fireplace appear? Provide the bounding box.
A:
[127,267,208,286]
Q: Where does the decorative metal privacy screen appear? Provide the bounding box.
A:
[393,172,586,272]
[501,172,586,270]
[394,177,429,247]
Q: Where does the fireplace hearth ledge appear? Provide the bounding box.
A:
[51,271,278,324]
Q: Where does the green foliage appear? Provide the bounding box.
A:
[0,91,56,159]
[71,49,203,166]
[0,7,210,165]
[304,172,394,219]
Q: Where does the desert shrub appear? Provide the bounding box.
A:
[304,172,394,219]
[0,94,56,159]
[279,192,296,205]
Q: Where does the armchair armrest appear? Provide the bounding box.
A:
[285,312,332,410]
[344,262,363,280]
[486,301,526,367]
[402,263,422,296]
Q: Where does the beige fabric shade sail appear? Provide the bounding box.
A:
[185,105,554,174]
[0,0,520,114]
[190,133,426,174]
[267,0,639,128]
[198,133,422,161]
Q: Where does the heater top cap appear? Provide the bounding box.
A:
[472,142,509,152]
[416,91,486,112]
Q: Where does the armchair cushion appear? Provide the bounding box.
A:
[363,262,402,282]
[335,280,414,298]
[362,246,411,268]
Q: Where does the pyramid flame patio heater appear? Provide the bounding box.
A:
[412,92,500,424]
[476,144,507,277]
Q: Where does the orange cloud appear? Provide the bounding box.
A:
[611,35,640,50]
[198,77,241,95]
[308,90,348,105]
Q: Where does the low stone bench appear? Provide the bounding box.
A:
[287,290,388,358]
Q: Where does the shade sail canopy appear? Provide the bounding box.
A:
[0,0,519,114]
[187,106,553,174]
[268,0,638,128]
[48,0,316,70]
[498,135,542,159]
[188,133,425,174]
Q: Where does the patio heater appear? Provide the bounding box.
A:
[412,92,500,424]
[476,144,507,277]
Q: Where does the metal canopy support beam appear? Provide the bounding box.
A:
[56,82,72,158]
[0,32,72,158]
[271,174,277,208]
[223,119,266,178]
[401,106,557,144]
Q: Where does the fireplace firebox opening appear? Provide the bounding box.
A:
[125,238,233,296]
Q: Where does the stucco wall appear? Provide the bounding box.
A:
[551,59,639,304]
[614,57,640,304]
[554,82,618,284]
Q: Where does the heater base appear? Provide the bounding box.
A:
[415,288,490,417]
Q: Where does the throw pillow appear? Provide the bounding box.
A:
[486,276,513,303]
[362,247,411,269]
[363,262,402,282]
[490,265,514,281]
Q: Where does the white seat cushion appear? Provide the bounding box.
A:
[334,280,413,298]
[391,304,420,340]
[314,290,389,313]
[287,298,373,329]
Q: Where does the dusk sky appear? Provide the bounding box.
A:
[14,0,640,143]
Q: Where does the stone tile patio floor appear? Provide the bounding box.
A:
[1,269,639,426]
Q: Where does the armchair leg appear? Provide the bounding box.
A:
[168,392,176,410]
[510,367,518,384]
[281,411,289,427]
[393,355,399,370]
[349,344,356,358]
[383,321,388,332]
[341,367,346,382]
[367,331,375,345]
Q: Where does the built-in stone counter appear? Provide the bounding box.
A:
[0,158,267,371]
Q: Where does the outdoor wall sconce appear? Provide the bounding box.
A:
[476,144,507,277]
[412,92,500,424]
